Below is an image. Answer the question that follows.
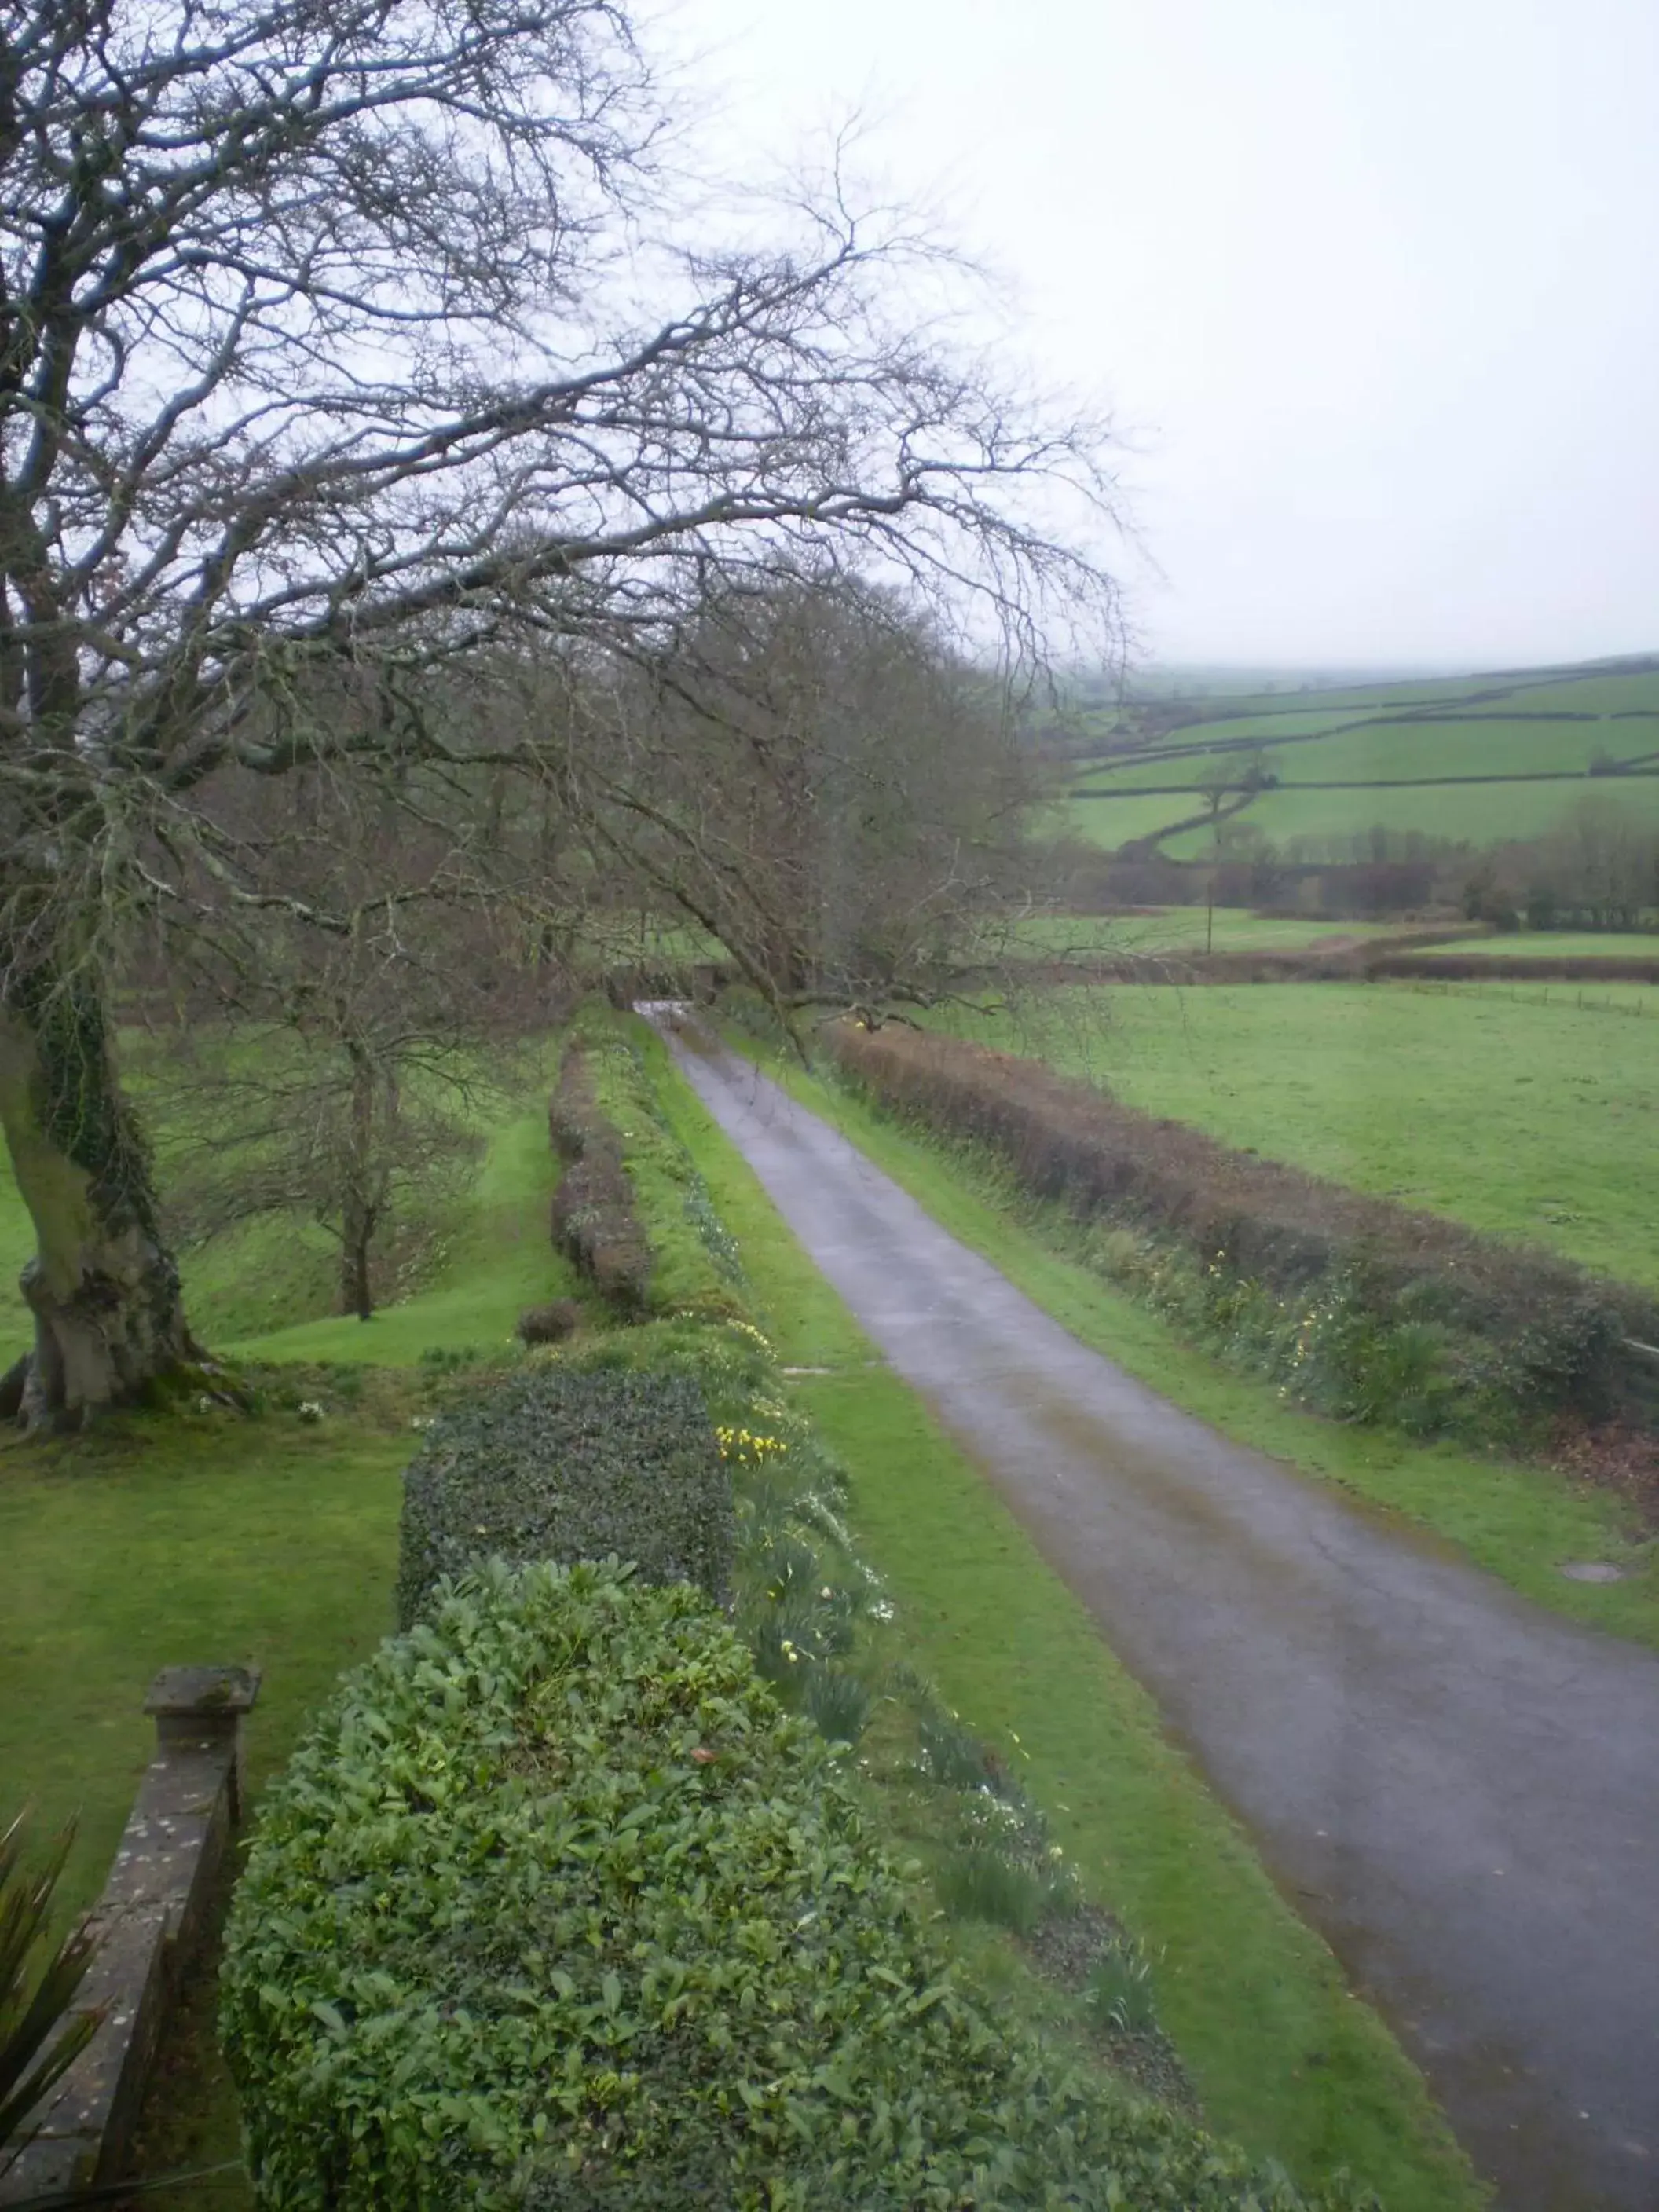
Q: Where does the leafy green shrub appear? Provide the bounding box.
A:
[395,1367,731,1628]
[516,1298,583,1346]
[223,1563,1374,2212]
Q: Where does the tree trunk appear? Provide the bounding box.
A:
[339,1038,378,1320]
[0,975,198,1432]
[339,1204,375,1321]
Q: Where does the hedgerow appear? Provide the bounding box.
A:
[551,1010,745,1322]
[548,1045,654,1313]
[395,1364,732,1628]
[581,1013,748,1320]
[222,1561,1375,2212]
[829,1019,1659,1445]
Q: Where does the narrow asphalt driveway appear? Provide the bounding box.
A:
[664,1026,1659,2212]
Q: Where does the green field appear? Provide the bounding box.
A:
[1003,910,1438,957]
[1155,777,1659,855]
[1084,716,1639,791]
[928,980,1659,1289]
[1062,658,1659,856]
[1420,932,1659,960]
[1072,705,1363,761]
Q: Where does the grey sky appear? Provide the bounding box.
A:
[673,0,1659,669]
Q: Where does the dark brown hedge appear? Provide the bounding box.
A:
[829,1020,1659,1427]
[548,1046,654,1313]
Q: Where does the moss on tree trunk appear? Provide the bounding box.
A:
[0,976,197,1431]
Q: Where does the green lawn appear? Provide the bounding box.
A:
[654,1046,1478,2211]
[926,980,1659,1290]
[0,1411,408,1920]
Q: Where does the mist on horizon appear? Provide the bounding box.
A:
[673,0,1659,672]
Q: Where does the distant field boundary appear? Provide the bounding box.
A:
[995,932,1659,988]
[1071,709,1659,779]
[998,929,1466,986]
[1072,769,1659,800]
[1372,952,1659,984]
[1090,656,1659,746]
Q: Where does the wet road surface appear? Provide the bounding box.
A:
[665,1027,1659,2212]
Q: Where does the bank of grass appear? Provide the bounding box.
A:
[0,1043,573,1372]
[222,1093,581,1368]
[730,1035,1658,1651]
[566,1005,745,1320]
[646,1023,1478,2212]
[925,979,1659,1291]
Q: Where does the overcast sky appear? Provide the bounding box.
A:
[670,0,1659,672]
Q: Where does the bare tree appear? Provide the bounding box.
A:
[548,573,1047,1017]
[152,919,522,1325]
[0,0,1122,1427]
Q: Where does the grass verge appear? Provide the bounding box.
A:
[733,1035,1658,1652]
[646,1024,1479,2212]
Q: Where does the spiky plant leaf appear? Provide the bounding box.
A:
[0,1813,103,2152]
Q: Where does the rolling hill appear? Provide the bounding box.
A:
[1060,657,1659,857]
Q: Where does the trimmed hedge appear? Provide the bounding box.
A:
[395,1367,732,1628]
[550,1020,745,1322]
[550,1046,654,1313]
[223,1562,1375,2212]
[830,1020,1659,1437]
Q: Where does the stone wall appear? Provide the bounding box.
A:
[0,1665,259,2202]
